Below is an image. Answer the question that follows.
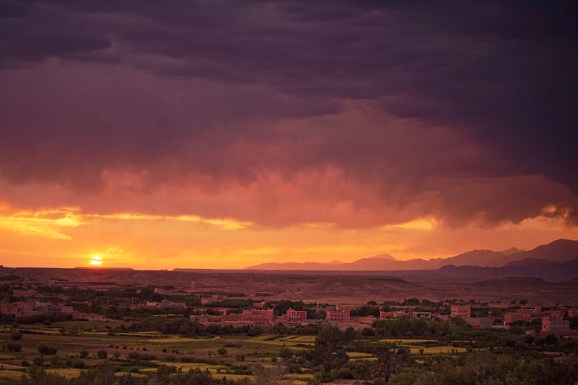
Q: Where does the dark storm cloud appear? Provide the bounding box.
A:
[0,1,113,66]
[0,0,577,225]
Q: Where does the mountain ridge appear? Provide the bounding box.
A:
[244,239,578,271]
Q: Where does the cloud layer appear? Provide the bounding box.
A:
[1,0,577,229]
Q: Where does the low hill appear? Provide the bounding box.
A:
[245,238,578,271]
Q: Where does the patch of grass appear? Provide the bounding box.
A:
[378,338,437,344]
[46,368,83,378]
[347,352,374,359]
[0,369,25,381]
[147,337,218,343]
[407,345,467,354]
[160,362,229,374]
[115,372,148,378]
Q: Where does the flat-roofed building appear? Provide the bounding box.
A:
[450,304,471,319]
[241,309,274,323]
[567,308,578,318]
[380,310,416,319]
[542,317,570,334]
[326,309,350,323]
[286,308,307,322]
[504,306,541,324]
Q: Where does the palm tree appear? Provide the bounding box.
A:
[372,347,401,384]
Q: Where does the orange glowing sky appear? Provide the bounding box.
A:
[1,194,577,269]
[1,2,577,269]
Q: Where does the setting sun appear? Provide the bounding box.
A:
[89,255,103,266]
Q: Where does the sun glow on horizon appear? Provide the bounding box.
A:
[89,255,103,266]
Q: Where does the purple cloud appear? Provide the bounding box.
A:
[0,0,576,226]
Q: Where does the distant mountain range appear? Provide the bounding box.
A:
[245,239,578,271]
[433,257,578,281]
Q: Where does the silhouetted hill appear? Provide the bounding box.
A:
[518,239,578,262]
[429,249,512,268]
[500,247,524,256]
[245,238,578,271]
[503,258,554,268]
[435,257,578,280]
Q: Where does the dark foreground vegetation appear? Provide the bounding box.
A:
[1,317,576,385]
[1,279,577,384]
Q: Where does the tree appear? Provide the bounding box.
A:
[6,343,21,352]
[76,362,117,385]
[279,347,293,363]
[97,349,108,359]
[344,326,360,344]
[150,365,176,385]
[18,366,64,385]
[312,326,349,378]
[37,344,57,355]
[247,326,264,336]
[71,359,86,369]
[373,346,403,384]
[10,330,22,340]
[253,363,286,385]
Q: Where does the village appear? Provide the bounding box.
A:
[1,271,578,385]
[1,275,576,337]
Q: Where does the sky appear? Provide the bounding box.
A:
[0,0,577,269]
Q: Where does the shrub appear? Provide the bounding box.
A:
[127,352,141,360]
[72,359,86,369]
[6,343,22,352]
[10,330,22,340]
[37,344,57,355]
[50,355,61,366]
[247,326,264,336]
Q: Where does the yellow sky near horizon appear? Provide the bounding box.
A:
[1,204,576,269]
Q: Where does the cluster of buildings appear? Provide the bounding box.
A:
[0,301,73,317]
[131,299,187,310]
[1,294,575,336]
[447,304,575,335]
[0,301,110,321]
[191,309,275,328]
[188,302,577,334]
[1,279,576,336]
[504,306,542,324]
[191,307,361,328]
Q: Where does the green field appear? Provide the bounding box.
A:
[0,326,320,385]
[1,318,576,385]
